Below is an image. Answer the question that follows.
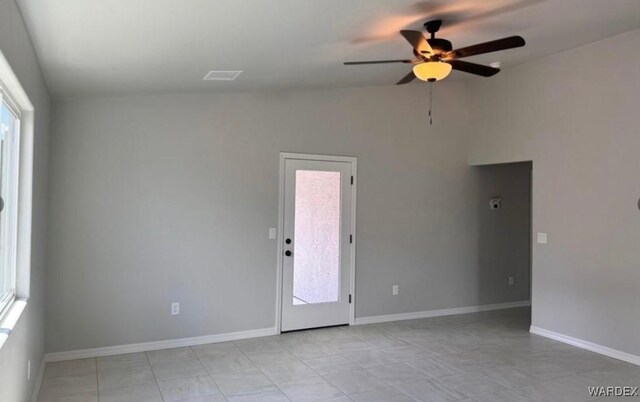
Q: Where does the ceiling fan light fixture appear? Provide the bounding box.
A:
[412,61,452,82]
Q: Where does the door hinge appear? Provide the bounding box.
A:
[350,176,354,185]
[349,294,352,304]
[350,234,353,244]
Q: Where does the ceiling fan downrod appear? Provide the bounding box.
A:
[424,20,442,39]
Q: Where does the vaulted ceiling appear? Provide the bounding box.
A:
[16,0,640,98]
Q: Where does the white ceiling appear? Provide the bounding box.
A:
[17,0,640,98]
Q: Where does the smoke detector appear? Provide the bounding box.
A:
[203,71,242,81]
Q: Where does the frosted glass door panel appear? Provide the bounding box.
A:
[292,170,341,305]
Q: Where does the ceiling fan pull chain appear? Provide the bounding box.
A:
[429,82,433,125]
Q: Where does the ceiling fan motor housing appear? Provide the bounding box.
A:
[427,38,453,53]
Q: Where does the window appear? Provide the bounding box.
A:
[0,85,20,320]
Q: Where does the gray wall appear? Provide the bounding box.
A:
[47,83,530,352]
[468,29,640,356]
[0,1,51,401]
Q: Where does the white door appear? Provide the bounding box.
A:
[281,156,354,332]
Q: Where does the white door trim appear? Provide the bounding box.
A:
[276,152,357,333]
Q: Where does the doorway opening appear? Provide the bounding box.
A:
[476,161,533,326]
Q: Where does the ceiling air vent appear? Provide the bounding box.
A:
[203,71,242,81]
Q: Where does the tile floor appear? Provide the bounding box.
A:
[37,307,639,401]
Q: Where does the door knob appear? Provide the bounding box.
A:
[285,250,292,257]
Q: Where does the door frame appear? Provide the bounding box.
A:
[275,152,357,333]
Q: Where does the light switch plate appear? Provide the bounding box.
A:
[171,302,180,315]
[537,232,548,244]
[392,285,399,295]
[268,228,277,239]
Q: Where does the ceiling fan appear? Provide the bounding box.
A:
[344,20,525,84]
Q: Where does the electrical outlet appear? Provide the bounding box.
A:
[268,228,277,239]
[508,276,515,286]
[392,285,399,295]
[171,302,180,315]
[27,360,31,380]
[537,232,548,244]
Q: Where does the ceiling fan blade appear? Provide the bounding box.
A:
[396,71,416,85]
[447,60,499,77]
[445,36,525,59]
[400,30,433,56]
[343,60,412,65]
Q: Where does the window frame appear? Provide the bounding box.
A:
[0,83,21,322]
[0,49,36,351]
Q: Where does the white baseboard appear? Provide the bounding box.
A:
[44,327,277,363]
[354,300,531,325]
[530,326,640,366]
[43,301,531,363]
[30,356,45,402]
